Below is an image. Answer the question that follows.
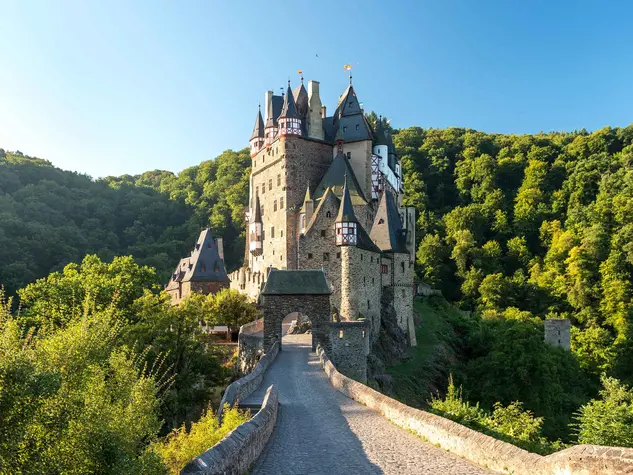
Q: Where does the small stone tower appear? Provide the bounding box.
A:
[278,81,302,136]
[544,319,571,350]
[307,80,324,139]
[249,105,265,157]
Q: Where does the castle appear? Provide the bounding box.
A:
[229,76,417,347]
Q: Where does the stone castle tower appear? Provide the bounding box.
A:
[230,76,417,346]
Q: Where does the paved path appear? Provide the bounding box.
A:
[245,334,493,475]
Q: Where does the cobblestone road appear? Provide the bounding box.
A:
[245,334,493,475]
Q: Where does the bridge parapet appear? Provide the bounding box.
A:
[316,344,633,475]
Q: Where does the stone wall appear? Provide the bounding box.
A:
[237,319,265,373]
[544,319,571,350]
[228,267,267,301]
[181,385,279,475]
[339,246,382,343]
[316,345,633,475]
[217,341,279,421]
[327,321,369,383]
[391,252,416,346]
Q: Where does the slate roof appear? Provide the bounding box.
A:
[279,82,299,119]
[293,83,308,119]
[252,194,262,224]
[265,94,284,128]
[165,257,191,290]
[313,152,367,206]
[251,106,265,140]
[336,176,357,223]
[182,228,230,282]
[261,269,331,295]
[370,191,408,253]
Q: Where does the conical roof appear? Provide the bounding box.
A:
[370,191,407,253]
[251,105,265,140]
[279,82,299,119]
[251,194,262,224]
[293,83,308,119]
[336,175,357,223]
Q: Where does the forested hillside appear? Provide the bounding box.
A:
[396,125,633,384]
[0,148,249,296]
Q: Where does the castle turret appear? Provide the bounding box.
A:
[299,184,314,234]
[372,116,389,162]
[307,80,324,140]
[278,81,302,137]
[250,105,265,157]
[264,90,278,146]
[249,194,263,256]
[335,176,358,246]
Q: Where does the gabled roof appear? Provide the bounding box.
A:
[331,84,372,142]
[181,228,230,282]
[370,191,408,253]
[336,176,357,223]
[251,194,262,224]
[251,106,265,140]
[262,269,331,295]
[336,84,362,117]
[166,257,191,290]
[313,152,367,206]
[305,187,337,235]
[279,82,299,119]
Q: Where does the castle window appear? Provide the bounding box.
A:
[362,329,366,338]
[360,254,363,261]
[356,124,360,130]
[261,183,265,194]
[255,186,259,196]
[271,226,275,238]
[372,277,375,284]
[262,229,265,240]
[363,276,366,284]
[339,329,344,339]
[254,160,256,167]
[320,230,326,237]
[370,256,373,263]
[326,211,331,218]
[280,197,284,209]
[381,264,388,274]
[337,252,341,259]
[401,261,405,273]
[281,230,284,237]
[368,300,370,309]
[323,252,330,261]
[308,253,313,259]
[274,200,277,211]
[346,152,351,159]
[378,218,384,224]
[261,205,264,216]
[280,255,283,261]
[402,289,406,298]
[269,179,272,190]
[343,126,347,132]
[277,174,281,186]
[195,244,200,250]
[208,242,212,248]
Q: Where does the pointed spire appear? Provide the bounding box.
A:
[252,194,262,224]
[304,182,311,202]
[251,104,265,140]
[336,174,357,223]
[279,80,299,119]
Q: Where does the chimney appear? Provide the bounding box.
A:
[321,105,327,119]
[307,80,324,140]
[265,90,273,125]
[216,238,225,263]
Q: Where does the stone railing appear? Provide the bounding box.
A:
[238,319,265,373]
[217,340,279,421]
[316,345,633,475]
[181,385,279,475]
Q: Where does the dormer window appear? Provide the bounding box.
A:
[195,244,200,250]
[343,126,347,132]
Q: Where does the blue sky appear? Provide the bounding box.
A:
[1,0,632,178]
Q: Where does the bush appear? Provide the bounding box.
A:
[574,375,633,447]
[154,406,249,474]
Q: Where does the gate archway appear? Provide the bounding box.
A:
[259,270,331,351]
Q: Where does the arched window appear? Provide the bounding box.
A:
[326,211,331,218]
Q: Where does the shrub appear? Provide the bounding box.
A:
[154,405,249,474]
[574,375,633,447]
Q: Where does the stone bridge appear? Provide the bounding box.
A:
[242,333,490,475]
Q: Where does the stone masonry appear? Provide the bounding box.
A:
[544,318,571,350]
